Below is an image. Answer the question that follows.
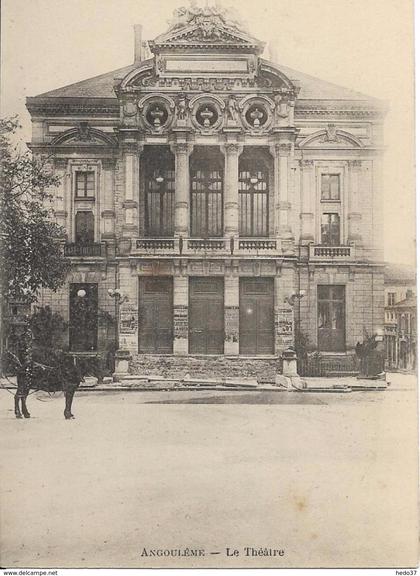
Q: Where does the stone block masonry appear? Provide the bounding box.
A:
[130,354,282,383]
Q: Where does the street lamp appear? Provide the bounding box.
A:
[284,290,306,307]
[107,288,128,350]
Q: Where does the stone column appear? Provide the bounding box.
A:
[224,273,239,355]
[348,160,362,243]
[172,141,192,238]
[222,142,241,239]
[173,273,189,355]
[119,130,142,246]
[299,160,315,242]
[271,141,293,240]
[101,160,116,240]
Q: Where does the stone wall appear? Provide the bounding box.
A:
[129,354,282,383]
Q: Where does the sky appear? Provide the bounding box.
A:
[1,0,415,266]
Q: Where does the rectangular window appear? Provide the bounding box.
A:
[75,171,95,198]
[239,169,269,237]
[321,174,340,200]
[387,292,396,306]
[321,213,340,245]
[146,169,175,237]
[317,285,345,352]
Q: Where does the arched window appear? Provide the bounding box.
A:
[239,150,270,237]
[190,147,223,238]
[75,211,94,244]
[144,147,175,237]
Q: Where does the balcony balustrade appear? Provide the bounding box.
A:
[309,244,355,260]
[133,237,280,256]
[64,242,106,257]
[187,238,226,251]
[238,239,277,251]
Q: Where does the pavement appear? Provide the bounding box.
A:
[0,372,418,569]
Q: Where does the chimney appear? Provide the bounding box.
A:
[134,24,143,64]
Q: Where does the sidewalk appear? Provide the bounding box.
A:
[1,373,397,393]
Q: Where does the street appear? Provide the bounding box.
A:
[0,373,418,568]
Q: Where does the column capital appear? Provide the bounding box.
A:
[269,141,293,158]
[348,159,362,168]
[299,159,314,169]
[220,142,243,156]
[170,141,194,156]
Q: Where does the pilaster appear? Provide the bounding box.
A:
[270,138,295,244]
[224,268,239,355]
[348,159,362,243]
[299,159,315,242]
[173,266,189,355]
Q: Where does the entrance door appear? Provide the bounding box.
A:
[317,285,346,352]
[240,278,274,355]
[69,283,98,351]
[189,277,224,354]
[139,277,173,353]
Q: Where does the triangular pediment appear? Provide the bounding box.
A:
[150,5,264,53]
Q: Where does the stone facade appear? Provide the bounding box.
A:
[26,4,385,379]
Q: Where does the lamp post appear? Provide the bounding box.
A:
[107,288,128,351]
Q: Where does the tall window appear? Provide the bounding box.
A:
[239,151,269,237]
[75,171,95,198]
[387,292,396,306]
[145,148,175,237]
[75,211,94,244]
[317,285,346,352]
[321,213,340,245]
[321,174,340,200]
[190,148,223,238]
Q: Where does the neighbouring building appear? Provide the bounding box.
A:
[384,264,417,371]
[26,4,386,381]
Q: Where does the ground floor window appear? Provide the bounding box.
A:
[69,283,98,351]
[189,277,224,354]
[138,277,173,354]
[317,285,345,352]
[239,278,274,355]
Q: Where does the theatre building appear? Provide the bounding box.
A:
[26,4,385,380]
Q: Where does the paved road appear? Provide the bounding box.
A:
[0,374,417,568]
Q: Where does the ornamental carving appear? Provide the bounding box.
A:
[189,95,225,133]
[137,95,175,133]
[196,104,218,128]
[322,123,338,142]
[166,4,248,35]
[239,96,275,132]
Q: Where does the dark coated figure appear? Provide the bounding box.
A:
[12,330,84,420]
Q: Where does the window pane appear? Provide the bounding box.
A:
[330,175,340,199]
[321,175,330,199]
[75,211,94,243]
[321,213,340,245]
[145,163,175,237]
[321,174,340,200]
[190,160,223,238]
[238,162,268,237]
